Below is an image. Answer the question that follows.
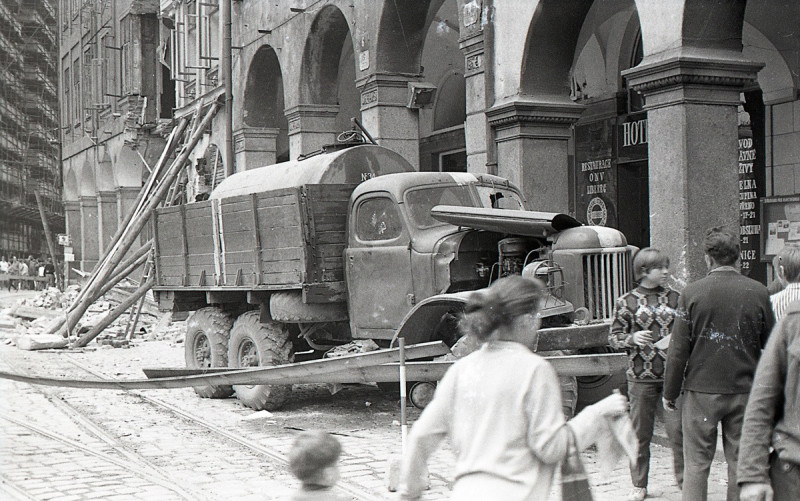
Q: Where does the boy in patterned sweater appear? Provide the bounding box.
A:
[609,248,682,501]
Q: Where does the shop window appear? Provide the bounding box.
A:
[439,149,467,172]
[356,198,402,241]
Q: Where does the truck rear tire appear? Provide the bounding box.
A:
[185,307,235,399]
[228,311,294,411]
[269,292,348,322]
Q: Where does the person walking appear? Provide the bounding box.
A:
[44,257,56,289]
[769,244,800,321]
[399,275,629,501]
[7,256,20,292]
[0,256,8,291]
[663,227,775,501]
[609,248,683,500]
[18,259,28,291]
[737,302,800,501]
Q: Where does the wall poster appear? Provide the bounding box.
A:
[738,122,766,282]
[761,195,800,260]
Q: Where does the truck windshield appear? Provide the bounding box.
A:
[405,185,475,228]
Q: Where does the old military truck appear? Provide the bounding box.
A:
[152,143,633,411]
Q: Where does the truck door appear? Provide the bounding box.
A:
[345,194,414,340]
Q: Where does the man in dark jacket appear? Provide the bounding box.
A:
[663,227,775,501]
[737,303,800,501]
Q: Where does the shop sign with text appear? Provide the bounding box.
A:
[574,119,617,227]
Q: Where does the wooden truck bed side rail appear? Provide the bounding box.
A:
[154,184,354,301]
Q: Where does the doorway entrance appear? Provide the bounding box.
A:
[617,160,649,248]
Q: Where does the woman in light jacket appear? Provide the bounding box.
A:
[399,275,628,500]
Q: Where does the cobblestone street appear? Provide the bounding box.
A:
[0,291,730,501]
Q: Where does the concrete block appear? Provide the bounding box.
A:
[773,164,796,195]
[15,334,68,350]
[773,132,800,166]
[795,99,800,132]
[772,101,794,135]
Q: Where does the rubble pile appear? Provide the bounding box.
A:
[18,286,80,310]
[3,280,182,350]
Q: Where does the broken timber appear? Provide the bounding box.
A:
[0,341,448,390]
[0,342,625,390]
[144,353,626,383]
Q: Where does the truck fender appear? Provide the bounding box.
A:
[389,292,472,348]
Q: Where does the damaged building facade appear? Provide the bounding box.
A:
[61,0,799,283]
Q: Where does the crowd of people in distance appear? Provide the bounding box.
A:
[0,255,57,292]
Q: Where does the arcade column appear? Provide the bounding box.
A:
[116,186,142,247]
[79,196,99,271]
[486,100,584,213]
[623,55,763,282]
[233,127,279,170]
[357,73,421,168]
[64,200,81,265]
[285,105,339,160]
[97,191,117,254]
[460,25,489,173]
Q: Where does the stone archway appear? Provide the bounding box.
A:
[289,5,360,157]
[487,0,593,211]
[624,0,760,281]
[239,45,288,167]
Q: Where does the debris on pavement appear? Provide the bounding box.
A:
[324,339,380,358]
[2,280,180,350]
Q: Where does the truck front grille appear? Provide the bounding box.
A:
[582,250,631,320]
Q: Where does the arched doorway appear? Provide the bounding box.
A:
[418,0,466,172]
[243,45,289,163]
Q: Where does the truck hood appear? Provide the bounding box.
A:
[430,205,582,238]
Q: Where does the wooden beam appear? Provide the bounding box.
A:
[143,353,626,382]
[0,341,449,390]
[536,321,612,351]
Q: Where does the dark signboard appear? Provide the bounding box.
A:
[738,124,765,281]
[574,119,617,228]
[617,112,648,164]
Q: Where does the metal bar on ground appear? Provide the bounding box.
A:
[0,341,449,390]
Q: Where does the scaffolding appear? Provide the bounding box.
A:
[0,0,63,259]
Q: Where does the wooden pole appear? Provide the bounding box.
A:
[74,276,155,347]
[48,239,152,334]
[399,337,408,451]
[63,118,188,316]
[33,191,60,287]
[56,105,218,338]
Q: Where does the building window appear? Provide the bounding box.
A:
[120,15,140,95]
[72,57,80,126]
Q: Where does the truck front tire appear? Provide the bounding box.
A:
[185,307,235,399]
[228,311,294,411]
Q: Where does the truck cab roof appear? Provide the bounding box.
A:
[351,171,527,209]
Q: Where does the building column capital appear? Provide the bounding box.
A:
[97,191,116,203]
[283,105,339,136]
[233,127,280,152]
[622,53,764,110]
[356,72,423,111]
[459,32,485,77]
[116,185,141,198]
[63,200,81,211]
[487,99,585,140]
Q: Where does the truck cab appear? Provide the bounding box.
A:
[345,172,527,340]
